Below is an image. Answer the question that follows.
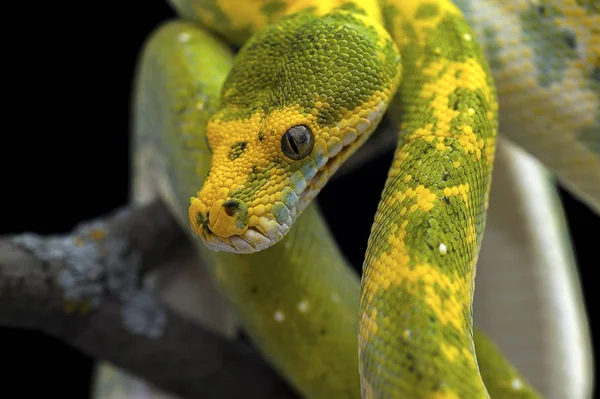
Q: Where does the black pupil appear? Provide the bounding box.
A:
[288,133,300,153]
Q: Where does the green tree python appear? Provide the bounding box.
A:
[131,0,599,398]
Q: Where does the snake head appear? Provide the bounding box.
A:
[189,8,401,253]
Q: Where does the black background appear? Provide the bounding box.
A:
[2,1,597,397]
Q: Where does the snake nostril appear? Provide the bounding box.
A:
[222,199,240,217]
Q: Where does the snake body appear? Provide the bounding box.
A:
[132,0,599,398]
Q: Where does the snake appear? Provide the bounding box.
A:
[131,0,599,398]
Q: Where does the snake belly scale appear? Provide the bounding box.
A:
[133,0,599,398]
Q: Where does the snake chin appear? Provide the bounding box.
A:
[200,213,294,254]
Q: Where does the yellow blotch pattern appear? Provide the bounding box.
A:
[406,59,491,160]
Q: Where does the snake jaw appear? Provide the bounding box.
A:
[191,198,294,253]
[198,220,290,253]
[200,227,274,253]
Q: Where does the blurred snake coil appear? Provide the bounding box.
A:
[132,0,599,398]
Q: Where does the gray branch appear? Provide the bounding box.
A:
[0,119,397,398]
[0,200,297,399]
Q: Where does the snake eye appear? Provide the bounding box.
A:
[281,125,314,160]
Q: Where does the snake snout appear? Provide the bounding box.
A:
[189,193,283,253]
[208,198,249,238]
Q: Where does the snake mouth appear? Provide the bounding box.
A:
[194,212,294,254]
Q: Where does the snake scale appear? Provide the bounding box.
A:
[132,0,599,398]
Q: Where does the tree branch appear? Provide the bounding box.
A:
[0,201,297,399]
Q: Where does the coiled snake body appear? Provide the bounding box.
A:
[132,0,599,398]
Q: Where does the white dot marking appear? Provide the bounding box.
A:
[439,243,447,255]
[297,300,309,313]
[511,378,523,390]
[178,32,191,43]
[273,311,285,322]
[463,33,472,41]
